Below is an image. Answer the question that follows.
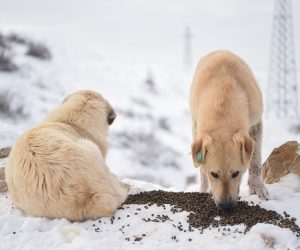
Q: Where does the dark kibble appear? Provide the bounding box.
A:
[123,190,300,237]
[134,236,142,241]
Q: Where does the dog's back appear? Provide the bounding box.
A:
[190,50,262,132]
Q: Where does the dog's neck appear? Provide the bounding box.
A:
[64,121,108,158]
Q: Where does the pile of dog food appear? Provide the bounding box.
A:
[124,190,300,237]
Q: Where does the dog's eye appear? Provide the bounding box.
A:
[232,171,240,178]
[210,172,219,179]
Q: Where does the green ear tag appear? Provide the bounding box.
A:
[197,152,203,163]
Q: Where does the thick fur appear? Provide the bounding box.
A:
[5,90,129,221]
[190,51,268,208]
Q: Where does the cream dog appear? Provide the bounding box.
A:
[5,90,129,221]
[190,51,268,211]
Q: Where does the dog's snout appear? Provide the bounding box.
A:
[218,201,235,212]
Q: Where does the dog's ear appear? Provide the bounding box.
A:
[61,94,71,104]
[191,134,212,168]
[105,100,116,125]
[233,132,255,166]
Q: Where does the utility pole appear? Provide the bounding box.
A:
[267,0,298,118]
[184,26,193,70]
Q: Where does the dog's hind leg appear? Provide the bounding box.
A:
[248,120,269,199]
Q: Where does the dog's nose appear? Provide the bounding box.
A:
[219,201,234,212]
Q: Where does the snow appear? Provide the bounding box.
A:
[1,178,300,250]
[0,0,300,249]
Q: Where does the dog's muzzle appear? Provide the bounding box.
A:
[218,201,235,212]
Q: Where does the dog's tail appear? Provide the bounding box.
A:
[0,168,8,194]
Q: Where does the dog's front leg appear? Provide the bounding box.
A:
[248,121,269,199]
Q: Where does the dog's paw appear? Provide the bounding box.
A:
[249,181,269,200]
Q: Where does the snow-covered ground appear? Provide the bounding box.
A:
[0,0,300,249]
[1,176,300,250]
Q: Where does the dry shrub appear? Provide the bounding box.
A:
[0,90,26,118]
[26,42,52,60]
[0,52,18,72]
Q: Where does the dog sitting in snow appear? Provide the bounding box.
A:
[5,90,129,221]
[190,51,268,211]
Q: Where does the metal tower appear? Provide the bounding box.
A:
[267,0,298,118]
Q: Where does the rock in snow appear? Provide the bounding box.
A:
[262,141,300,184]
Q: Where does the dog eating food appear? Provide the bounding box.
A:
[124,190,300,237]
[189,51,268,209]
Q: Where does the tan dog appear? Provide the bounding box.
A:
[190,51,268,211]
[5,90,129,221]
